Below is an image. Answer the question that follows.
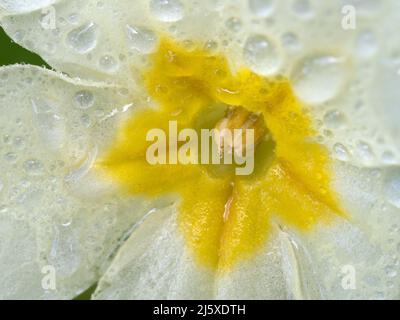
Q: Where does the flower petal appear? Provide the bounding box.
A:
[93,205,216,299]
[215,224,290,299]
[0,0,56,14]
[0,65,151,299]
[0,0,222,83]
[279,161,400,299]
[93,206,295,300]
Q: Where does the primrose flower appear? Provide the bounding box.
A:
[0,0,399,300]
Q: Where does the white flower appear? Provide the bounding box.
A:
[0,0,399,300]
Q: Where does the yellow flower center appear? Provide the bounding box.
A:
[96,37,345,273]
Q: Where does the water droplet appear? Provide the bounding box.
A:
[384,169,400,208]
[356,141,375,164]
[248,0,275,18]
[49,226,81,277]
[382,151,396,164]
[24,159,44,176]
[67,13,80,24]
[61,219,72,227]
[126,25,158,54]
[13,30,26,42]
[118,88,130,96]
[355,30,378,58]
[13,136,25,150]
[333,143,350,161]
[204,40,218,52]
[31,98,66,151]
[3,135,10,144]
[66,22,98,54]
[385,266,397,278]
[292,0,313,19]
[74,90,94,109]
[149,0,184,22]
[64,146,98,184]
[80,114,91,128]
[292,55,347,104]
[225,17,242,32]
[99,55,118,72]
[323,129,333,138]
[4,152,17,163]
[323,110,346,129]
[244,34,281,76]
[281,32,301,51]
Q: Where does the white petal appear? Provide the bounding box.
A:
[93,205,216,300]
[0,0,222,83]
[93,207,294,300]
[280,162,400,299]
[215,225,290,299]
[0,65,151,299]
[286,220,399,299]
[0,0,56,14]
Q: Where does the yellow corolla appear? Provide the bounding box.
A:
[0,0,399,300]
[97,38,344,272]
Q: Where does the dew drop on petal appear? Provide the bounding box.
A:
[74,90,94,110]
[281,32,301,51]
[149,0,184,22]
[248,0,275,18]
[381,151,396,165]
[333,143,350,161]
[204,40,218,52]
[49,226,81,277]
[385,266,397,278]
[384,169,400,209]
[323,109,346,129]
[292,55,347,104]
[244,34,281,76]
[99,55,119,72]
[13,30,26,42]
[225,17,242,32]
[355,30,378,58]
[292,0,314,19]
[80,114,91,128]
[4,152,17,163]
[31,98,66,151]
[67,13,80,25]
[126,25,158,54]
[66,22,98,54]
[23,159,44,176]
[356,140,375,165]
